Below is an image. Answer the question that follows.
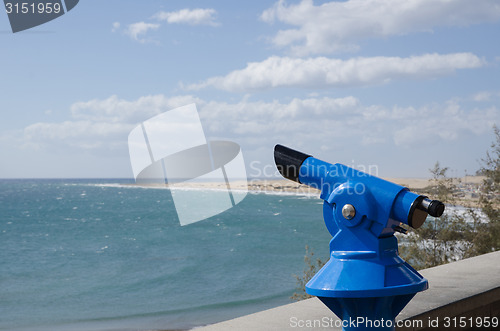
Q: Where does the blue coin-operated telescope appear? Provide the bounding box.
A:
[274,145,444,330]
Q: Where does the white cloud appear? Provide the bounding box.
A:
[15,94,499,163]
[15,95,360,154]
[70,94,201,123]
[473,91,493,102]
[20,95,201,152]
[111,22,120,32]
[153,8,219,26]
[391,101,499,146]
[200,96,499,150]
[22,120,132,151]
[261,0,500,55]
[186,53,484,91]
[472,90,500,102]
[201,96,359,130]
[124,22,160,43]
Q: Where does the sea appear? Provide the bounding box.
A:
[0,179,332,331]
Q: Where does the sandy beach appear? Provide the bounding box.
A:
[144,176,486,205]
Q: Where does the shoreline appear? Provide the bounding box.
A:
[125,176,485,195]
[119,176,486,208]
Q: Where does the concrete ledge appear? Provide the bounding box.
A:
[195,251,500,330]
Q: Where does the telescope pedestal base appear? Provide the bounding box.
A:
[318,293,415,331]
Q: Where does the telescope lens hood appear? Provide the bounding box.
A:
[274,144,311,183]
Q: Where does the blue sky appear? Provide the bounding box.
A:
[1,0,499,178]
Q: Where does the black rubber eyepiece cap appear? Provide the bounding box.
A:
[274,144,311,183]
[428,200,445,217]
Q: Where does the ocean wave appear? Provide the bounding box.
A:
[72,182,322,198]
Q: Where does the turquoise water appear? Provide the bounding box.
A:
[0,179,331,331]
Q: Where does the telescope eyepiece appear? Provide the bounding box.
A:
[408,197,445,228]
[426,199,445,217]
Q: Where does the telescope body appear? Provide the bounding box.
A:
[299,156,427,236]
[274,145,445,330]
